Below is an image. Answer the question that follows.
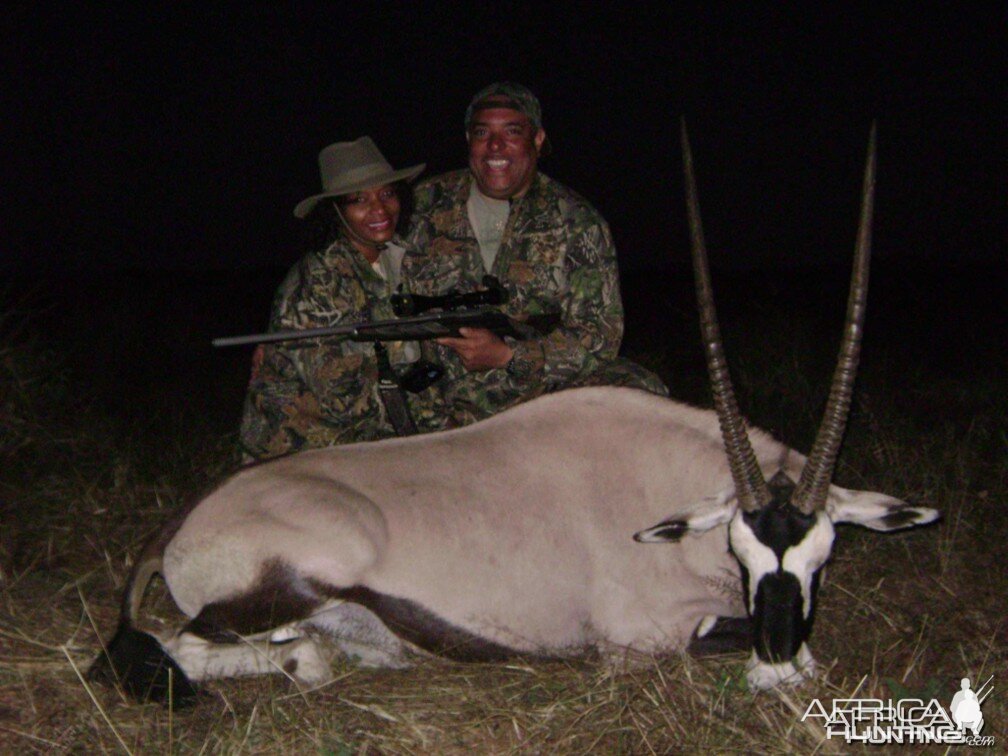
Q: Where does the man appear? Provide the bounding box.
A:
[404,81,666,428]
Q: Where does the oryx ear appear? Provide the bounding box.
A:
[633,489,737,543]
[826,486,940,531]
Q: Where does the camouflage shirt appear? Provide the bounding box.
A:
[404,170,666,427]
[239,237,433,461]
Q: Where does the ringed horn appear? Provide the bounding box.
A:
[679,120,878,514]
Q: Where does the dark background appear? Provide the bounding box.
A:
[3,4,1003,275]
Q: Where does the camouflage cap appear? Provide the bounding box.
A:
[464,81,544,132]
[464,81,551,156]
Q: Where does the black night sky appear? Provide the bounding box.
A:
[3,4,1003,274]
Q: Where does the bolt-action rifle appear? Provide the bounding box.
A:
[212,276,557,435]
[211,277,559,348]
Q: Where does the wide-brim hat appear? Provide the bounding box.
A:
[293,136,425,219]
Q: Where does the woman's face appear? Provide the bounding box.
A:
[339,184,400,253]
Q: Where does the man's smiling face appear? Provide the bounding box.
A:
[467,102,546,200]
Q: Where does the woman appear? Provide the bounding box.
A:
[239,137,431,461]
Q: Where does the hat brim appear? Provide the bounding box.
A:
[293,163,425,219]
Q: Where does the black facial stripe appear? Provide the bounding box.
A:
[752,571,810,662]
[742,505,818,561]
[738,563,751,606]
[809,568,822,613]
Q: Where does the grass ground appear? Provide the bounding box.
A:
[1,263,1004,753]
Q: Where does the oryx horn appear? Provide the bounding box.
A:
[680,120,771,513]
[792,123,877,514]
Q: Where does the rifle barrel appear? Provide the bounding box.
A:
[212,324,358,348]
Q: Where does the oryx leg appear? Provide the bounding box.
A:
[304,600,417,669]
[162,624,334,686]
[687,615,751,656]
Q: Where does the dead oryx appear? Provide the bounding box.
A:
[89,123,938,704]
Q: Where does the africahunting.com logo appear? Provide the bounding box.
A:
[801,675,995,746]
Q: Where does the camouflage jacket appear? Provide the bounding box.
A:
[404,170,666,427]
[239,237,433,461]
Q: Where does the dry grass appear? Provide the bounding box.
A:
[2,270,1005,753]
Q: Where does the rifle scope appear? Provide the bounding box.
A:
[391,275,508,316]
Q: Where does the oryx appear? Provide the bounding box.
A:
[90,124,938,704]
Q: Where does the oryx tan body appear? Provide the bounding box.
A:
[164,387,788,659]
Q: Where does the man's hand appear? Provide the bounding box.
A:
[437,327,513,371]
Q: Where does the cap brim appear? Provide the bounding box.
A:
[293,163,425,218]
